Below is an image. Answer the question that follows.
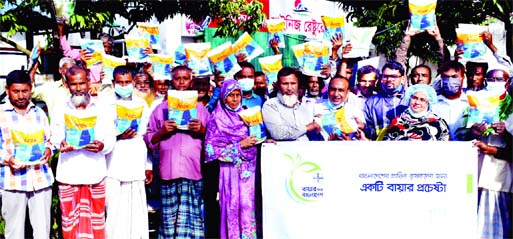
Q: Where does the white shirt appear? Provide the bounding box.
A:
[51,97,116,185]
[31,80,69,117]
[431,94,469,141]
[106,95,152,181]
[262,96,315,141]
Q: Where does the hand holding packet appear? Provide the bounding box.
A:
[456,24,488,61]
[320,107,359,138]
[64,113,97,148]
[466,90,505,128]
[125,35,150,62]
[149,54,174,79]
[80,39,105,67]
[302,41,329,77]
[137,22,160,47]
[258,55,283,89]
[116,101,145,135]
[233,32,264,62]
[321,15,345,42]
[266,18,286,48]
[206,42,241,77]
[238,106,267,144]
[167,90,198,130]
[408,0,437,33]
[10,125,46,166]
[184,42,213,77]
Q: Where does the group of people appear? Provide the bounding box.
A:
[0,19,512,239]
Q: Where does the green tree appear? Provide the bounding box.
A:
[327,0,512,64]
[0,0,266,55]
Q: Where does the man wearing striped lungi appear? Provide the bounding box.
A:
[145,65,209,239]
[50,66,116,239]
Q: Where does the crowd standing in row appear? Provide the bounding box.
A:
[0,19,512,239]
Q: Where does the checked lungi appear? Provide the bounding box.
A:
[58,179,106,239]
[159,178,204,239]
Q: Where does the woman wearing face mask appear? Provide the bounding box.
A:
[204,79,258,239]
[383,84,449,141]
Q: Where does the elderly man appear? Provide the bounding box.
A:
[473,65,513,239]
[50,65,116,239]
[144,65,209,238]
[314,76,366,140]
[0,70,54,239]
[486,66,511,92]
[31,57,75,116]
[363,61,408,140]
[105,66,153,239]
[303,75,325,101]
[262,67,320,141]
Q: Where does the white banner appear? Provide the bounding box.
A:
[268,0,341,40]
[261,141,478,239]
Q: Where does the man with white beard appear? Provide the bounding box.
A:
[262,67,320,141]
[50,65,116,239]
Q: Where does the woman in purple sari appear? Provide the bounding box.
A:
[205,79,258,239]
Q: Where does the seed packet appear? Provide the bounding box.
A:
[80,39,104,67]
[64,113,97,148]
[167,90,198,130]
[233,32,264,61]
[266,18,286,48]
[125,36,150,62]
[102,54,126,81]
[184,42,213,77]
[409,0,437,32]
[149,54,174,79]
[239,106,267,143]
[206,42,241,76]
[258,55,283,88]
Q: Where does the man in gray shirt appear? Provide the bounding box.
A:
[262,67,320,141]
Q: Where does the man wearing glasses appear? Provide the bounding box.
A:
[363,61,408,140]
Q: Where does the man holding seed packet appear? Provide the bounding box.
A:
[144,65,209,238]
[0,70,54,239]
[50,65,116,239]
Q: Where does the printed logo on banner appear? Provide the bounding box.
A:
[283,153,324,203]
[293,0,309,13]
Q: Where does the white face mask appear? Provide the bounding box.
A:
[114,84,134,98]
[486,82,506,93]
[238,78,254,92]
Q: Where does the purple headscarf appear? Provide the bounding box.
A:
[204,79,257,162]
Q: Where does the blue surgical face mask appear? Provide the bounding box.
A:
[115,84,134,98]
[381,83,403,95]
[441,77,462,96]
[238,78,254,92]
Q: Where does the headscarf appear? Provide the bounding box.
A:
[204,79,256,162]
[405,84,437,110]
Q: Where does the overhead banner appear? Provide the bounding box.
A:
[268,0,341,40]
[261,141,477,239]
